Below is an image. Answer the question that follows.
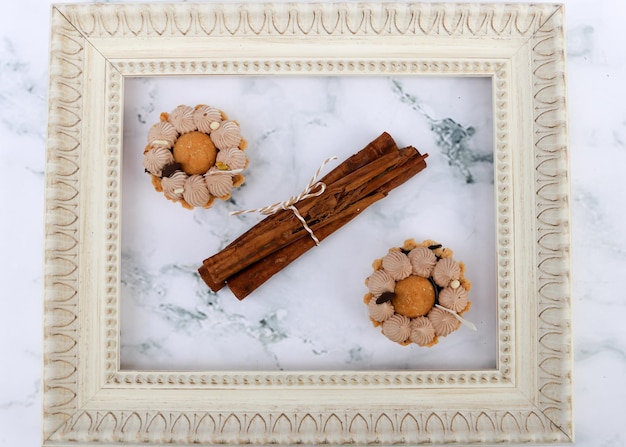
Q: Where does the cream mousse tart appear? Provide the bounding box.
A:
[364,239,472,347]
[143,104,248,210]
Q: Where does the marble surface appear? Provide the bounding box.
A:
[121,75,495,371]
[1,0,625,446]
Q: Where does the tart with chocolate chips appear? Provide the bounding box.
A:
[143,104,248,209]
[364,239,472,347]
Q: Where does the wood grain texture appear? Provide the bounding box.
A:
[43,3,572,445]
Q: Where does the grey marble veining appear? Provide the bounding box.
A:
[391,79,493,184]
[0,39,45,137]
[0,13,48,447]
[565,5,626,445]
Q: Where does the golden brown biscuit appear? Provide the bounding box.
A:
[392,275,436,318]
[372,258,383,270]
[151,175,163,192]
[232,173,246,188]
[173,131,217,175]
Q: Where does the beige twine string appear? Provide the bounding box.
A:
[206,168,243,175]
[435,304,477,331]
[230,156,338,245]
[149,139,171,147]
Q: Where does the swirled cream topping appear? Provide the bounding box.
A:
[147,121,178,149]
[408,246,437,277]
[210,120,241,150]
[182,174,210,207]
[193,105,222,134]
[368,296,395,322]
[382,314,411,343]
[367,269,395,297]
[161,170,187,200]
[169,105,196,134]
[216,147,247,171]
[143,147,175,176]
[439,286,469,313]
[409,316,436,346]
[204,168,233,198]
[428,306,461,337]
[432,257,461,287]
[381,250,412,281]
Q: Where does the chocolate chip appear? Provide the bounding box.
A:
[161,162,182,178]
[428,276,441,303]
[376,292,395,304]
[428,244,442,250]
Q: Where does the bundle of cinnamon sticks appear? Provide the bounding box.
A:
[198,132,428,300]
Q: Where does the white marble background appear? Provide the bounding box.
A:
[1,0,624,446]
[121,75,495,371]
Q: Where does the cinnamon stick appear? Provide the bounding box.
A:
[302,147,424,229]
[227,147,428,299]
[198,133,430,299]
[201,147,419,287]
[226,193,385,299]
[198,133,398,291]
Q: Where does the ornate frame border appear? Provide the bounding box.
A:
[44,2,572,445]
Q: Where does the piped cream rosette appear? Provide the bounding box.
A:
[143,104,249,209]
[363,239,473,347]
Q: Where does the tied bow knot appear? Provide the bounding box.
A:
[230,156,338,245]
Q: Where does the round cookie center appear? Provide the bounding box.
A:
[173,131,217,175]
[392,275,436,318]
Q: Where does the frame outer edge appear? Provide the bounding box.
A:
[43,2,574,445]
[43,6,84,442]
[55,2,557,38]
[531,5,574,441]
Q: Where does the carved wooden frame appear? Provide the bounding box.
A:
[44,2,572,445]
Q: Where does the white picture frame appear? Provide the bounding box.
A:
[44,2,572,445]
